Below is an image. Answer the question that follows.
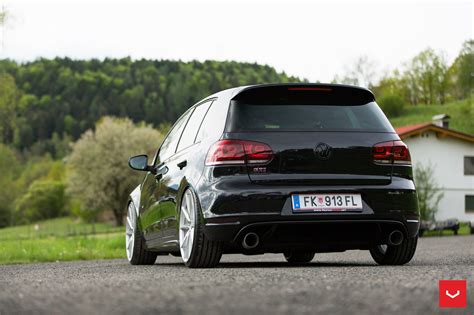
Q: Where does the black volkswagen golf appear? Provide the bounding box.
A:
[126,84,420,268]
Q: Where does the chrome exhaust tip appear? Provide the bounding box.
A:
[388,230,404,246]
[242,232,260,249]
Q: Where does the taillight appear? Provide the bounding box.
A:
[205,140,273,166]
[373,140,411,165]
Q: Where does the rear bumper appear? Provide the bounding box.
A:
[204,215,419,242]
[198,175,419,249]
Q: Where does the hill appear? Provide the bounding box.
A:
[389,98,473,135]
[0,58,304,155]
[0,58,471,158]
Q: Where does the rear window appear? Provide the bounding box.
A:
[227,102,394,132]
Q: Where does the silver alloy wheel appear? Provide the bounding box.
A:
[179,190,196,263]
[125,203,136,261]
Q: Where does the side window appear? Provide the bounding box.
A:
[176,101,212,152]
[464,156,474,175]
[466,195,474,213]
[157,110,192,163]
[196,98,228,142]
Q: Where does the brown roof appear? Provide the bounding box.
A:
[395,123,474,143]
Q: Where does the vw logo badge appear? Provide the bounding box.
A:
[315,143,332,160]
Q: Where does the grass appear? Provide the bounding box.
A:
[0,233,125,265]
[0,217,126,265]
[389,98,474,134]
[0,216,470,265]
[421,222,471,237]
[0,217,123,241]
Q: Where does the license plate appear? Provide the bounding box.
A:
[292,194,363,212]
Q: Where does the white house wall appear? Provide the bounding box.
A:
[404,131,474,222]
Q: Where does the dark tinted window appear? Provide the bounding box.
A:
[464,156,474,175]
[157,110,192,163]
[177,101,212,152]
[227,102,393,132]
[196,98,228,141]
[466,195,474,213]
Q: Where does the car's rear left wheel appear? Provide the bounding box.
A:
[126,202,157,265]
[179,188,223,268]
[369,235,418,265]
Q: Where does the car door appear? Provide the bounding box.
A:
[159,100,214,245]
[139,109,192,245]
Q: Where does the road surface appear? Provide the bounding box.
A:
[0,235,473,314]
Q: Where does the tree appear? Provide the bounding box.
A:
[0,7,5,25]
[450,39,473,99]
[414,164,444,221]
[0,58,302,156]
[66,117,163,225]
[333,55,377,88]
[372,70,411,103]
[0,143,19,227]
[0,73,20,143]
[403,48,450,105]
[0,6,7,57]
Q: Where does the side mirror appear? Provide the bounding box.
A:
[128,155,151,171]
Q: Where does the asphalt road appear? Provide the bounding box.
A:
[0,235,473,315]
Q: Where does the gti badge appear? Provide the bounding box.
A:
[315,143,332,160]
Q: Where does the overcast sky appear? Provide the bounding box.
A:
[1,0,472,82]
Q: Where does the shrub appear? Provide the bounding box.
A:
[15,180,68,223]
[414,164,444,221]
[378,94,406,117]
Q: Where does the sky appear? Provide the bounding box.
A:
[1,0,472,82]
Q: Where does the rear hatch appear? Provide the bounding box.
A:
[225,84,399,185]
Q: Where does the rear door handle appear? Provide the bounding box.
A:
[177,160,187,170]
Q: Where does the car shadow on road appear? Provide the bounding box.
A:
[156,261,377,268]
[218,261,377,268]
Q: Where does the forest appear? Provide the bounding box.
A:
[0,40,472,228]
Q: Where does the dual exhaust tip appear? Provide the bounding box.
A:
[242,232,260,249]
[387,230,404,246]
[242,230,404,249]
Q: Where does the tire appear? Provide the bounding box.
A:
[284,251,315,264]
[179,188,223,268]
[126,202,157,265]
[369,235,418,265]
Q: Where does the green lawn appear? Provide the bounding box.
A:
[0,217,126,265]
[0,217,123,241]
[421,222,471,237]
[0,233,125,265]
[389,98,473,134]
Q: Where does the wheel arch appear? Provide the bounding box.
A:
[129,184,141,216]
[176,179,204,224]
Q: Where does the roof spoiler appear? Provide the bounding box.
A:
[231,84,375,105]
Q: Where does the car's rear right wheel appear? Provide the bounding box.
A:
[283,251,315,264]
[369,235,418,265]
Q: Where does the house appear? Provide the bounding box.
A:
[395,115,474,222]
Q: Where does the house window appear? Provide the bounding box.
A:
[466,195,474,213]
[464,156,474,175]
